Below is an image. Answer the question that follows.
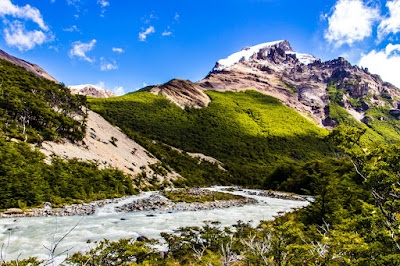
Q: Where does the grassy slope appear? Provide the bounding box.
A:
[89,90,332,186]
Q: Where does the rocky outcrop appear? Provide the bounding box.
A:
[197,40,400,127]
[68,84,116,98]
[0,49,58,83]
[143,79,211,109]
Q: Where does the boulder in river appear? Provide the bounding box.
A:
[3,208,24,215]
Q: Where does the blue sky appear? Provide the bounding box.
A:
[1,0,400,95]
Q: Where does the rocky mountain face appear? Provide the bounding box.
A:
[196,40,400,127]
[142,79,210,108]
[0,49,58,83]
[68,84,116,98]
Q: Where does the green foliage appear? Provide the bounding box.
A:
[89,90,332,187]
[163,189,244,203]
[67,238,163,265]
[327,83,344,104]
[281,80,297,93]
[364,106,400,143]
[0,138,136,209]
[327,103,386,144]
[326,83,400,144]
[0,59,86,142]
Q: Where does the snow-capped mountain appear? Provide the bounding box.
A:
[211,40,317,72]
[68,84,116,98]
[197,40,400,127]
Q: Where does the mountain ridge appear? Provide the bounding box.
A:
[0,49,58,83]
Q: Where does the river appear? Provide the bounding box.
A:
[0,187,309,263]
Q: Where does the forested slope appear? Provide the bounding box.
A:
[89,90,333,187]
[0,59,136,209]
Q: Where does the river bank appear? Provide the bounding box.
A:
[0,197,127,218]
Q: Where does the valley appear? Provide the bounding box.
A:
[1,40,400,264]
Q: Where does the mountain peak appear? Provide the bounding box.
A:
[211,40,317,73]
[68,84,116,98]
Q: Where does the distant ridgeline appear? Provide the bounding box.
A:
[0,58,135,209]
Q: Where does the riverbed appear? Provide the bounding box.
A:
[0,187,309,263]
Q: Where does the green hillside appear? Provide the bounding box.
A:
[89,90,333,187]
[326,83,400,144]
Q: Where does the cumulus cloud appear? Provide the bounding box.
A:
[4,21,48,51]
[139,26,155,41]
[0,0,48,30]
[69,39,97,62]
[378,0,400,40]
[100,57,118,71]
[0,0,52,50]
[112,47,124,53]
[359,43,400,88]
[324,0,380,47]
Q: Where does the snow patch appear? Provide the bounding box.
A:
[286,52,317,65]
[212,40,317,72]
[213,40,285,72]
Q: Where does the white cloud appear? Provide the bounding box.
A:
[162,30,172,36]
[100,57,118,71]
[63,25,79,32]
[174,13,180,22]
[97,0,109,8]
[69,39,97,62]
[112,47,124,53]
[324,0,380,47]
[96,81,105,89]
[67,0,81,10]
[4,21,48,51]
[112,86,125,96]
[0,0,52,50]
[97,0,110,16]
[359,43,400,88]
[139,26,155,41]
[378,0,400,40]
[0,0,48,30]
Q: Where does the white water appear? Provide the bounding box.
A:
[0,187,308,263]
